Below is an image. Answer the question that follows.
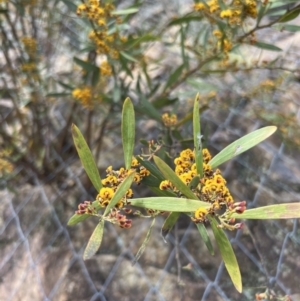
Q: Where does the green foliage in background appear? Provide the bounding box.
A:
[1,0,300,182]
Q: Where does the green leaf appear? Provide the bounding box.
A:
[83,219,105,260]
[132,218,156,265]
[103,171,136,216]
[161,212,180,240]
[210,218,242,293]
[193,93,203,177]
[273,24,300,32]
[130,197,209,212]
[232,203,300,219]
[119,53,133,77]
[154,156,199,200]
[140,174,162,187]
[196,223,214,255]
[209,126,277,169]
[164,64,185,91]
[120,51,139,63]
[136,94,161,121]
[57,80,75,90]
[73,57,99,72]
[257,1,268,23]
[68,213,90,226]
[251,41,282,52]
[71,124,102,191]
[111,7,139,15]
[136,156,165,181]
[152,97,178,109]
[278,4,300,22]
[60,0,77,12]
[122,98,135,170]
[124,34,157,50]
[46,93,71,97]
[188,175,200,190]
[91,68,100,87]
[168,15,203,26]
[149,187,178,197]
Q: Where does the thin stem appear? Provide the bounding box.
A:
[174,223,184,300]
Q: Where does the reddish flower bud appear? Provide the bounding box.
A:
[235,206,246,214]
[78,203,85,210]
[228,218,235,224]
[234,223,243,229]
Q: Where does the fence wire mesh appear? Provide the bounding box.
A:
[1,0,300,300]
[1,99,300,301]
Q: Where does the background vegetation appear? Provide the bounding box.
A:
[1,0,300,300]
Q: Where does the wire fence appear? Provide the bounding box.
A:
[1,97,300,301]
[1,0,300,300]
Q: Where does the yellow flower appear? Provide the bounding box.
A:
[220,9,234,18]
[72,87,93,108]
[194,208,208,220]
[207,0,219,13]
[100,60,112,76]
[162,113,177,127]
[213,30,222,38]
[98,187,114,200]
[193,3,205,11]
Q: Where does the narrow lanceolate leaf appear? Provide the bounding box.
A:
[68,213,90,226]
[153,156,199,200]
[209,126,277,169]
[189,176,200,190]
[210,218,242,293]
[167,15,203,26]
[161,212,180,240]
[111,7,139,15]
[83,219,105,260]
[104,171,136,216]
[72,124,102,191]
[196,223,214,255]
[149,187,178,197]
[130,197,209,212]
[273,24,300,33]
[122,98,135,170]
[68,201,102,226]
[252,41,282,52]
[164,64,185,92]
[278,4,300,23]
[140,174,162,187]
[132,218,156,265]
[73,57,99,72]
[232,203,300,220]
[193,93,203,177]
[136,156,165,181]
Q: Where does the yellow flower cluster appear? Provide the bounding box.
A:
[96,158,150,209]
[76,0,125,60]
[100,60,112,76]
[162,113,177,127]
[159,148,244,229]
[193,0,257,24]
[259,79,276,90]
[88,30,120,59]
[76,0,115,27]
[21,62,37,72]
[21,37,37,57]
[72,87,94,109]
[0,158,14,176]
